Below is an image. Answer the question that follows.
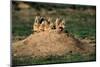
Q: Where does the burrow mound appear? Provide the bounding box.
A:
[12,30,94,58]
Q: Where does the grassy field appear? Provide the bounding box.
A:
[12,1,96,66]
[12,52,96,66]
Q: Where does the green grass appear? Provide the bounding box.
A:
[12,52,96,66]
[63,12,96,38]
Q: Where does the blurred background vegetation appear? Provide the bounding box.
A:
[12,1,96,42]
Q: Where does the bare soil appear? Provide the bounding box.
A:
[12,30,95,58]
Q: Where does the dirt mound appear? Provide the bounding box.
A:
[12,30,94,58]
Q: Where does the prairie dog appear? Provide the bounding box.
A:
[55,18,62,29]
[59,19,65,29]
[35,16,40,23]
[33,16,41,32]
[47,17,52,23]
[44,17,52,31]
[33,22,40,32]
[50,22,55,29]
[44,21,50,31]
[55,18,65,33]
[39,21,45,32]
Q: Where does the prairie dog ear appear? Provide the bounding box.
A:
[55,18,59,23]
[62,19,65,24]
[46,17,52,25]
[55,18,62,24]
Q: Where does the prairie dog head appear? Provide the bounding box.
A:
[59,19,65,29]
[33,22,40,32]
[35,16,41,23]
[50,22,56,29]
[47,17,52,22]
[33,16,41,32]
[55,18,65,33]
[39,21,45,32]
[55,18,62,28]
[44,20,50,31]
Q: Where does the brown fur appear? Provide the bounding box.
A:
[33,16,65,33]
